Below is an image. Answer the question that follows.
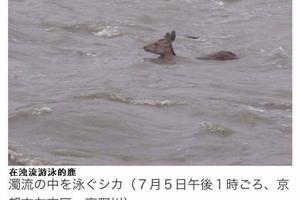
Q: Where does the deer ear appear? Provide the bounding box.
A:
[170,30,176,42]
[164,31,176,42]
[164,32,171,41]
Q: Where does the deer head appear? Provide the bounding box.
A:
[143,31,176,59]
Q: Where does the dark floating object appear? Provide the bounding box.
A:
[184,35,200,39]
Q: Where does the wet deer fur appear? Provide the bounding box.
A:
[143,30,238,61]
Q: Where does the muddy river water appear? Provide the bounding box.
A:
[9,0,292,165]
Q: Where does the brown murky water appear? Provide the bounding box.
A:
[9,0,292,165]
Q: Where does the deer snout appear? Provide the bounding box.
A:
[143,45,149,51]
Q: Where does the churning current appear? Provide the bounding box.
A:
[9,0,292,165]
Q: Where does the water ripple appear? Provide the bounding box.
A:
[75,92,187,107]
[9,105,52,121]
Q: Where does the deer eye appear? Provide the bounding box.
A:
[154,43,158,46]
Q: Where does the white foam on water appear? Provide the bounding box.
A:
[245,106,265,113]
[9,0,291,165]
[211,0,225,6]
[94,26,122,38]
[9,148,45,166]
[129,99,183,106]
[31,106,52,116]
[199,121,233,137]
[108,93,186,106]
[268,46,289,58]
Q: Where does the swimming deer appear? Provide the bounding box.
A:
[143,30,238,61]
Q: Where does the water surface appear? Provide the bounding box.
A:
[9,0,292,165]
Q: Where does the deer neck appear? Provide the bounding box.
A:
[159,45,176,59]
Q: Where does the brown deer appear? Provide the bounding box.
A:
[143,31,177,60]
[143,30,238,61]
